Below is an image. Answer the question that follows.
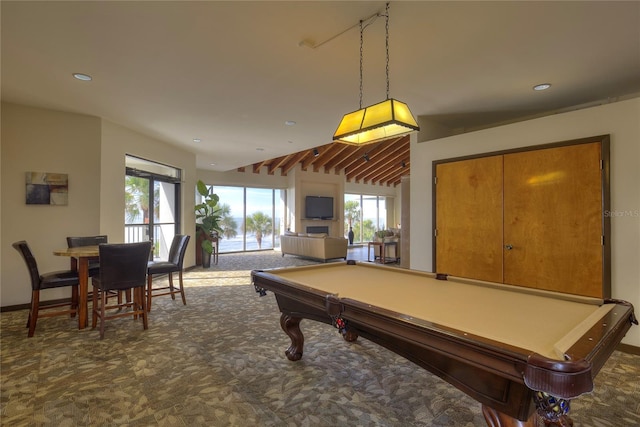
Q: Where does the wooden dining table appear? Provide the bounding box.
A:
[53,245,99,329]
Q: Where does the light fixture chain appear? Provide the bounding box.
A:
[359,20,364,110]
[385,2,390,100]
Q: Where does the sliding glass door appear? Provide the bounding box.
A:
[125,156,181,260]
[344,194,388,243]
[209,185,285,253]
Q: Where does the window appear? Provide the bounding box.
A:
[125,155,181,260]
[210,185,285,253]
[344,194,388,243]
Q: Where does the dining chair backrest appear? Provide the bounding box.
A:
[167,234,190,267]
[66,235,108,276]
[12,241,42,290]
[97,242,151,291]
[13,240,79,337]
[67,235,108,248]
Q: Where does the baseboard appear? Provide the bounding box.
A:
[618,343,640,355]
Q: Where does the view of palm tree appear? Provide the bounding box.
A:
[125,176,158,223]
[218,203,238,240]
[344,199,360,232]
[244,212,273,249]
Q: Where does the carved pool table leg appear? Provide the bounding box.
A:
[482,405,536,427]
[482,405,573,427]
[342,329,358,342]
[280,314,304,361]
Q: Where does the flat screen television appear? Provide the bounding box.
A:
[305,196,334,220]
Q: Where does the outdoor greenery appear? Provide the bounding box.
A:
[344,200,361,232]
[360,219,377,242]
[195,180,223,254]
[218,203,238,240]
[343,200,379,242]
[244,211,272,249]
[124,176,158,223]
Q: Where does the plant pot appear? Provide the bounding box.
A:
[201,249,212,268]
[348,228,354,245]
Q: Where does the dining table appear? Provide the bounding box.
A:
[53,245,99,329]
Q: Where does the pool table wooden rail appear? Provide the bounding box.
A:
[252,266,636,427]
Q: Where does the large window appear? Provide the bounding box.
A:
[344,194,388,243]
[125,155,181,260]
[210,185,285,253]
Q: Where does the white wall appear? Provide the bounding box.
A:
[1,103,197,307]
[1,103,101,306]
[411,97,640,346]
[100,120,197,264]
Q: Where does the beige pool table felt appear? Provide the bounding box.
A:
[269,263,613,360]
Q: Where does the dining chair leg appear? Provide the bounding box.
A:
[27,290,39,337]
[92,284,98,329]
[99,289,107,339]
[168,274,176,300]
[146,275,153,313]
[71,286,79,318]
[178,270,186,305]
[123,289,132,311]
[139,287,148,330]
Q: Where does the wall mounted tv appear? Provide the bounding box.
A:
[305,196,334,220]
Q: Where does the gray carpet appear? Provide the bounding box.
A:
[1,251,639,426]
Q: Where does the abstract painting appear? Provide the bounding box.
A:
[25,172,68,205]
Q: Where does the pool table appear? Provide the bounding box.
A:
[252,261,637,427]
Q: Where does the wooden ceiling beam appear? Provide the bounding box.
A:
[236,135,410,187]
[313,144,350,172]
[267,155,290,175]
[372,161,409,186]
[281,151,309,175]
[360,149,408,183]
[370,159,409,184]
[346,139,408,181]
[252,160,267,173]
[331,143,379,172]
[300,146,325,170]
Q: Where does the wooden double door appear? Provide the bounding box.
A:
[434,136,609,298]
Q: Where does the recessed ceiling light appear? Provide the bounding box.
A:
[256,148,264,151]
[285,120,296,126]
[533,83,551,91]
[193,138,201,143]
[210,163,216,166]
[73,73,92,81]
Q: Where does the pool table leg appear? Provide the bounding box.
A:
[482,405,573,427]
[280,314,304,361]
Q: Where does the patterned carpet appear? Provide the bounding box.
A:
[1,251,639,426]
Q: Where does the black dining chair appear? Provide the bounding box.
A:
[66,235,121,303]
[91,241,151,339]
[146,234,190,312]
[66,235,108,277]
[12,240,79,337]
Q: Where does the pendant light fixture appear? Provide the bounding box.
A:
[333,3,419,145]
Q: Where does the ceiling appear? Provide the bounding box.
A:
[3,1,640,182]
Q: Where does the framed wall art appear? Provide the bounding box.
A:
[25,172,68,205]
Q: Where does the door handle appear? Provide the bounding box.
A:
[505,244,513,250]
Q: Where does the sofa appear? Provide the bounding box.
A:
[280,232,348,262]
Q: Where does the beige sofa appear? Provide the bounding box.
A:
[280,233,348,262]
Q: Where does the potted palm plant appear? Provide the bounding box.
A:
[195,180,223,268]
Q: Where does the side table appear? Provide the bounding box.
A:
[367,241,398,264]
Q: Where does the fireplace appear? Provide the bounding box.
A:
[306,226,329,234]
